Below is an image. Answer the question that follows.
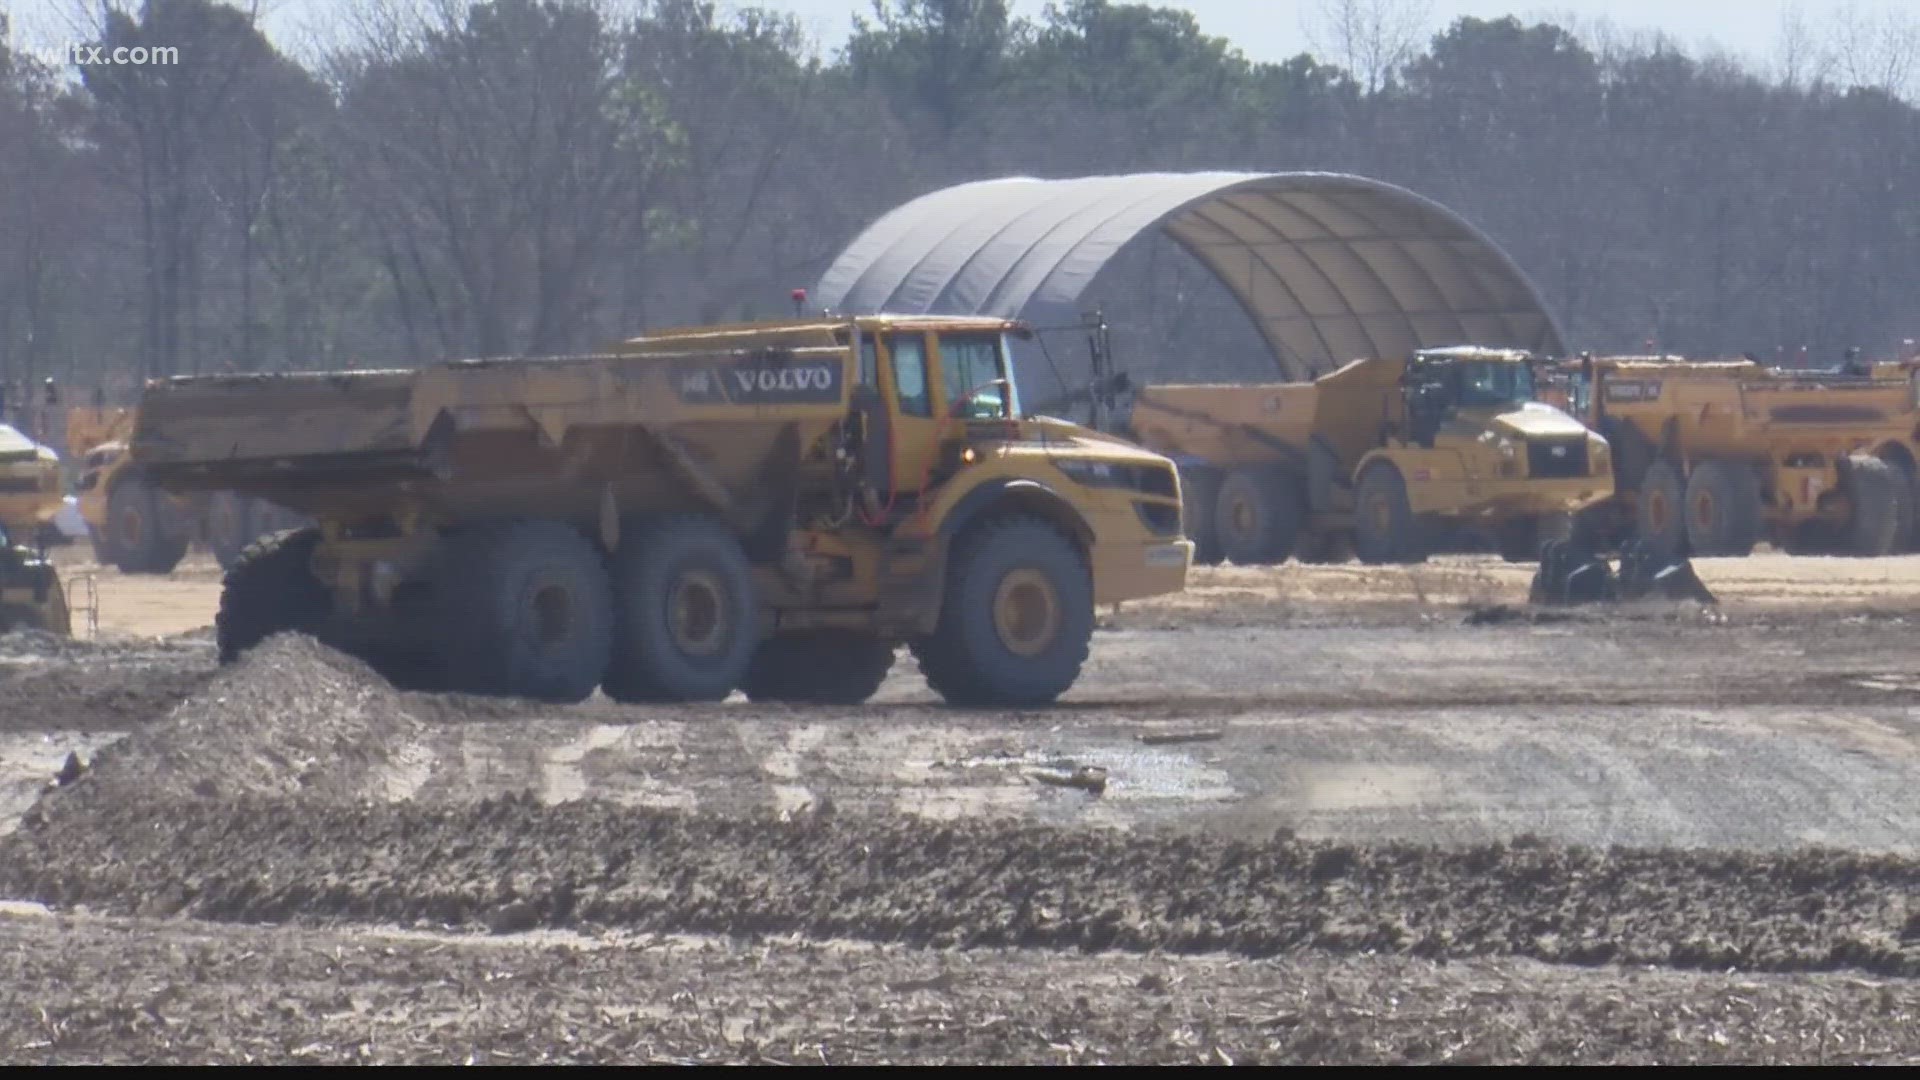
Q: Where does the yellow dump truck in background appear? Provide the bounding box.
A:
[1126,347,1614,565]
[1548,356,1916,557]
[67,405,306,573]
[129,315,1192,708]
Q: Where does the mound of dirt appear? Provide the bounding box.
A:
[8,779,1920,979]
[22,633,427,815]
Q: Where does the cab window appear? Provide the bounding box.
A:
[1569,374,1591,416]
[858,338,878,387]
[941,334,1008,418]
[889,334,931,417]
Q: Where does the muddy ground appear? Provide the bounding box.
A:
[2,550,1920,1063]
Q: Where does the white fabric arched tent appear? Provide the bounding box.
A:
[814,171,1565,381]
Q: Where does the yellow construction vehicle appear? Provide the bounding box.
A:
[0,522,70,635]
[68,405,306,573]
[0,423,63,546]
[1125,347,1615,565]
[1548,355,1916,557]
[128,315,1193,707]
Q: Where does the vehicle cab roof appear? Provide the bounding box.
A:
[1412,346,1535,363]
[609,314,1029,354]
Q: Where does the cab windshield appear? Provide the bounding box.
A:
[1452,361,1536,409]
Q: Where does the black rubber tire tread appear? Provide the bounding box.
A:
[1496,518,1543,563]
[1842,454,1902,557]
[1178,466,1224,566]
[206,491,255,571]
[108,476,188,574]
[437,520,614,703]
[1214,466,1304,566]
[1353,461,1426,565]
[0,603,48,634]
[603,514,758,704]
[1881,454,1918,552]
[1683,458,1761,557]
[1635,457,1689,560]
[742,630,896,705]
[215,527,330,664]
[87,524,117,568]
[911,515,1093,709]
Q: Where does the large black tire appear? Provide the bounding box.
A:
[87,524,118,568]
[1842,454,1902,557]
[206,491,255,570]
[107,476,189,574]
[603,514,758,704]
[1352,461,1426,565]
[1683,458,1761,557]
[1635,457,1688,560]
[437,520,614,703]
[1178,466,1224,566]
[0,603,48,634]
[742,630,896,705]
[215,527,330,664]
[911,515,1093,709]
[1214,467,1304,565]
[1882,455,1919,552]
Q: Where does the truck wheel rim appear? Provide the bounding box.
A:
[1691,490,1715,531]
[669,569,727,656]
[1646,491,1670,533]
[1367,493,1391,532]
[532,583,574,647]
[1229,496,1254,536]
[992,568,1059,658]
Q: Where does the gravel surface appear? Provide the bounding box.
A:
[0,570,1918,1063]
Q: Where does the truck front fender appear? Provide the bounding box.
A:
[936,478,1095,549]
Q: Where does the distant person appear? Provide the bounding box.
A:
[1844,346,1869,376]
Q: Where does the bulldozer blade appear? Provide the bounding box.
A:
[1532,537,1716,607]
[1529,538,1620,605]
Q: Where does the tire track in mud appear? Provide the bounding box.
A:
[8,791,1920,979]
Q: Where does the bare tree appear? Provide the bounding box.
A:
[1827,0,1920,97]
[1303,0,1431,95]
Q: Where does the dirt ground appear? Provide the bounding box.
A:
[4,545,1920,1063]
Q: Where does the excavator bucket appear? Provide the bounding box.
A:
[1529,538,1715,606]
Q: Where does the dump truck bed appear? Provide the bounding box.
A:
[131,341,854,522]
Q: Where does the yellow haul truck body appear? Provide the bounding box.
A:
[0,424,63,544]
[69,405,307,573]
[129,315,1192,708]
[1552,357,1918,557]
[1127,347,1614,565]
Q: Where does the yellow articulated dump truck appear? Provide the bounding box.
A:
[0,423,64,545]
[1549,355,1916,558]
[129,315,1193,707]
[1126,347,1614,566]
[0,522,70,636]
[68,405,308,573]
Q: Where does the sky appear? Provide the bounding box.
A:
[3,0,1914,73]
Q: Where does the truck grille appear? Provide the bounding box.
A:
[1527,438,1588,479]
